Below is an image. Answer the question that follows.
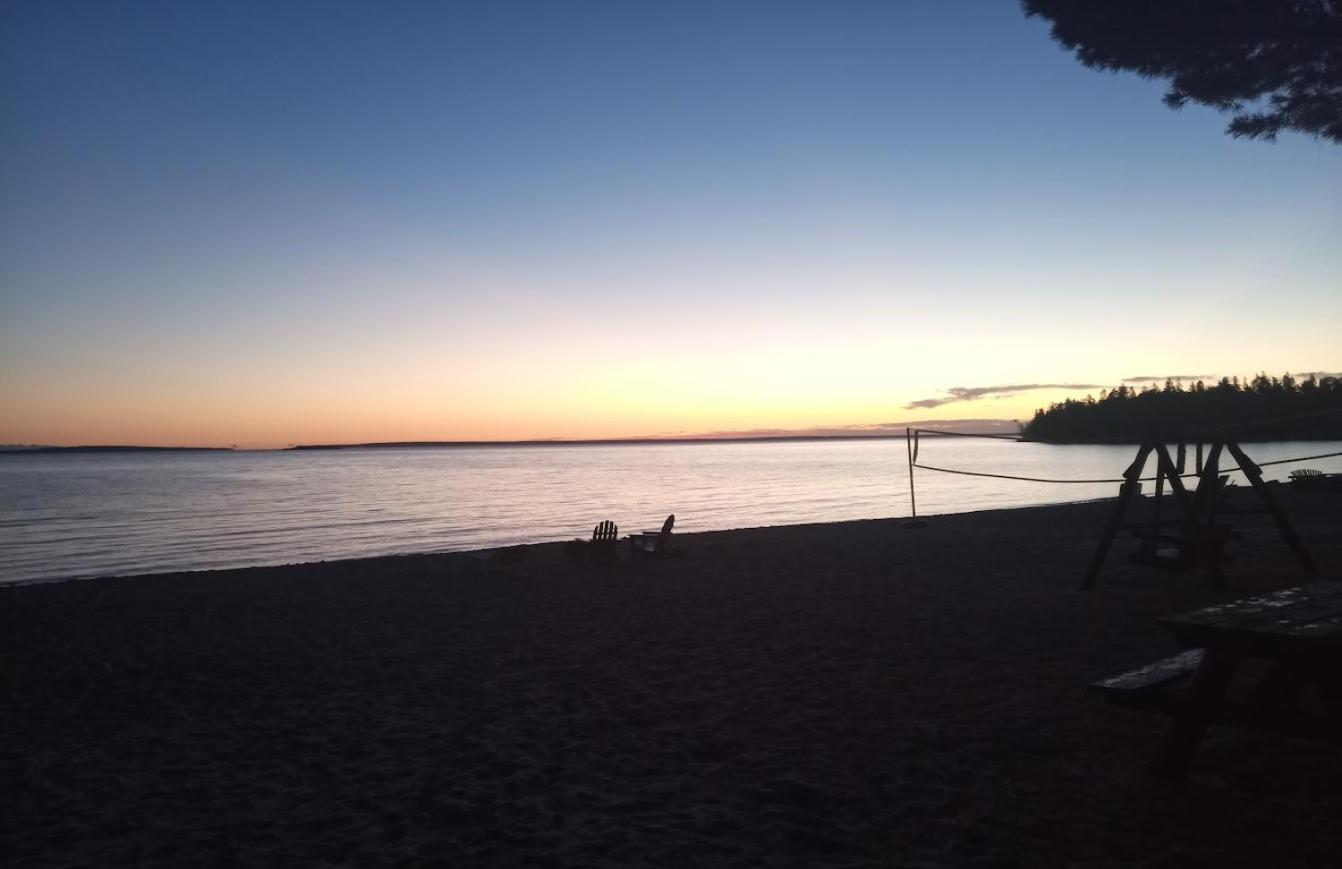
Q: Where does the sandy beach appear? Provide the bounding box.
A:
[5,489,1341,867]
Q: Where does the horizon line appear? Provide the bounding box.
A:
[2,418,1023,453]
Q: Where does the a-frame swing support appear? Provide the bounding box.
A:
[1082,439,1317,590]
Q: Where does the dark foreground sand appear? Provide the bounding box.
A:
[5,489,1341,867]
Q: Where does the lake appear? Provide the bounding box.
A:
[2,438,1338,584]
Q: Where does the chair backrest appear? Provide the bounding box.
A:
[644,515,675,554]
[589,520,618,564]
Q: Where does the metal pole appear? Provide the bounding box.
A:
[904,428,926,527]
[906,427,917,518]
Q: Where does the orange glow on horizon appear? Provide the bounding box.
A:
[4,262,1337,449]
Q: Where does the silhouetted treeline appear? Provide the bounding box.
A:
[1021,374,1342,443]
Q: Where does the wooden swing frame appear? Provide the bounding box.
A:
[1082,439,1317,589]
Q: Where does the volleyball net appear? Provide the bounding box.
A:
[908,427,1342,487]
[900,427,1342,520]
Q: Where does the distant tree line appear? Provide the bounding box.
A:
[1021,374,1342,443]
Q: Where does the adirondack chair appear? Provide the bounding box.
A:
[630,515,678,558]
[588,520,619,564]
[1291,468,1342,491]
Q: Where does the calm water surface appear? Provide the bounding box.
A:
[3,439,1339,584]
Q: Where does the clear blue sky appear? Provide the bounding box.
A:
[2,1,1338,446]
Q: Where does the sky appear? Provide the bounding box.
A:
[1,1,1338,448]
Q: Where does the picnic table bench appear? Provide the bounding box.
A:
[1092,582,1342,777]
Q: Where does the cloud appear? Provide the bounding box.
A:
[904,383,1102,409]
[1122,374,1217,383]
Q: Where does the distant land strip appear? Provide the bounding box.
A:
[289,420,1019,450]
[0,446,235,454]
[293,434,929,450]
[0,420,1019,453]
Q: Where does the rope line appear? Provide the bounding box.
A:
[1256,450,1342,467]
[911,429,1023,441]
[912,449,1342,485]
[911,463,1134,484]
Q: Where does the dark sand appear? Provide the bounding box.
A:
[5,489,1341,867]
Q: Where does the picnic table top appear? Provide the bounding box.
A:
[1157,582,1342,653]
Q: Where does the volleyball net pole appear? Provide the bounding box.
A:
[904,427,926,528]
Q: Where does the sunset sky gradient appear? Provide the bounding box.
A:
[2,1,1338,447]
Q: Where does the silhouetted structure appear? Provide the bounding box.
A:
[1022,0,1342,143]
[1082,439,1317,589]
[1022,374,1342,443]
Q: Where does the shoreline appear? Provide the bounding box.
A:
[0,495,1127,589]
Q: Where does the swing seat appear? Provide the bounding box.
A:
[1130,545,1188,570]
[1129,524,1233,571]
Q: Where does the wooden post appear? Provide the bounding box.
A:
[906,428,916,519]
[1225,441,1318,574]
[1150,456,1165,563]
[1083,442,1154,589]
[1190,441,1225,524]
[1154,444,1194,514]
[903,428,927,527]
[1204,442,1223,522]
[1153,646,1243,778]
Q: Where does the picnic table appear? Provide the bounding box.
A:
[1093,582,1342,777]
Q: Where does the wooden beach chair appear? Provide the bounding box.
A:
[1289,468,1339,490]
[588,520,619,564]
[630,514,679,559]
